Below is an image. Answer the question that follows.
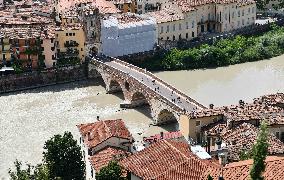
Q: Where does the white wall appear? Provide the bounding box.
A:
[100,15,157,57]
[130,173,142,180]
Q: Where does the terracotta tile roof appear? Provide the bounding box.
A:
[205,123,284,161]
[221,156,284,180]
[190,93,284,126]
[77,119,133,148]
[89,146,130,172]
[120,140,221,179]
[147,8,184,23]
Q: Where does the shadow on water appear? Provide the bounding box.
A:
[1,78,106,96]
[108,91,125,100]
[134,105,152,119]
[159,121,179,132]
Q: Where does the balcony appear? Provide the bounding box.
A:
[64,40,79,48]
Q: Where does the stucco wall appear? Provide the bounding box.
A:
[42,38,56,68]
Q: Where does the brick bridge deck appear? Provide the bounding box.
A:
[89,56,206,125]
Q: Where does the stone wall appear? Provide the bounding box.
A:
[0,65,87,93]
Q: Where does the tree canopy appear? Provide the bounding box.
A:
[43,131,85,180]
[250,121,269,180]
[9,160,50,180]
[96,161,126,180]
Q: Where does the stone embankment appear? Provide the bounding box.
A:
[0,65,87,94]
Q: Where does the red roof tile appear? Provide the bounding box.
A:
[204,123,284,161]
[120,140,221,179]
[221,156,284,180]
[77,119,133,148]
[89,146,129,172]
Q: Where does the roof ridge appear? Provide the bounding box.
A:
[152,140,193,179]
[102,120,112,137]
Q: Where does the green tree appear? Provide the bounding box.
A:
[250,121,269,180]
[8,160,50,180]
[43,131,85,180]
[96,161,125,180]
[207,174,213,180]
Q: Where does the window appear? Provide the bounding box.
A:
[186,33,188,39]
[242,19,244,25]
[91,21,93,26]
[192,20,195,28]
[81,48,83,51]
[173,24,175,31]
[51,39,54,43]
[160,26,163,33]
[238,10,240,17]
[166,25,169,32]
[192,32,195,37]
[208,13,211,20]
[252,7,255,13]
[196,120,201,126]
[247,18,250,24]
[179,23,182,30]
[276,132,280,139]
[242,9,244,16]
[186,22,189,29]
[69,33,72,36]
[173,35,175,41]
[225,13,227,20]
[248,8,250,13]
[201,16,204,23]
[73,33,75,36]
[167,36,169,40]
[66,33,68,36]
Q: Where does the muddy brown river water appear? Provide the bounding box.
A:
[0,55,283,179]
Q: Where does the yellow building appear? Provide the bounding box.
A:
[55,25,86,63]
[109,0,136,13]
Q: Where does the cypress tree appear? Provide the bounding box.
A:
[250,121,269,180]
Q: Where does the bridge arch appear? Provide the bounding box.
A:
[108,79,122,93]
[130,91,150,107]
[157,109,178,124]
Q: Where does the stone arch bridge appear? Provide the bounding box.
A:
[89,57,205,125]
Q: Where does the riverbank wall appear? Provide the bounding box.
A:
[0,65,88,94]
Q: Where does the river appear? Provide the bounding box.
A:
[0,55,283,178]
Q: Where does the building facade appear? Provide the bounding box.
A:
[100,13,157,57]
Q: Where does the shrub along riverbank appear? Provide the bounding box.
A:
[127,24,284,71]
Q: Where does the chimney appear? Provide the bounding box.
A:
[97,116,100,121]
[87,131,92,141]
[160,132,164,140]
